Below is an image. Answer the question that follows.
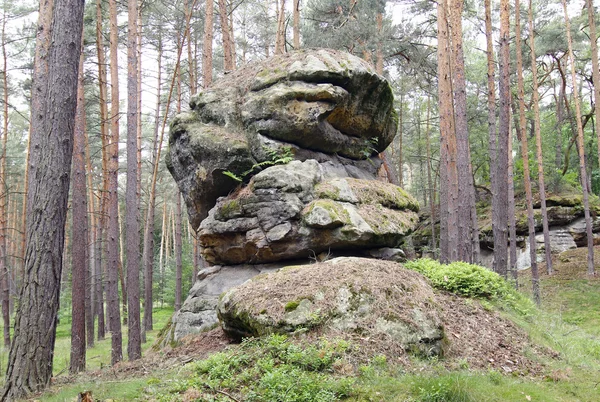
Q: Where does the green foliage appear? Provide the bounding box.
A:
[157,334,353,401]
[403,259,513,299]
[223,146,293,183]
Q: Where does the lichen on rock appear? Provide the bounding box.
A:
[217,257,445,357]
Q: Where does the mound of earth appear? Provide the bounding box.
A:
[217,257,541,373]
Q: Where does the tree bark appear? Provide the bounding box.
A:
[70,42,87,374]
[485,0,503,276]
[448,0,478,263]
[204,0,214,87]
[293,0,300,49]
[562,0,595,276]
[107,0,123,364]
[95,0,108,341]
[275,0,286,54]
[425,94,436,257]
[175,191,183,311]
[0,6,10,349]
[437,0,458,263]
[218,0,234,70]
[126,0,142,361]
[497,0,511,278]
[142,34,162,335]
[1,0,84,397]
[529,0,552,275]
[515,0,539,304]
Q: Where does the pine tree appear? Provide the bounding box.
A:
[2,0,85,397]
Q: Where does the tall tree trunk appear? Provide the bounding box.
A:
[107,0,123,364]
[96,0,108,340]
[437,0,458,263]
[218,0,233,70]
[126,0,142,361]
[275,0,286,54]
[516,0,539,304]
[529,0,552,275]
[228,0,236,70]
[1,0,84,397]
[375,11,384,75]
[588,0,600,185]
[293,0,300,48]
[70,43,87,374]
[84,110,95,348]
[174,191,183,311]
[448,0,478,263]
[0,6,10,349]
[118,205,127,325]
[497,0,511,278]
[485,0,503,276]
[398,93,404,188]
[143,34,162,335]
[204,0,214,87]
[562,0,595,275]
[425,93,436,257]
[508,119,518,286]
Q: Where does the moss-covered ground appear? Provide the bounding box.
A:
[18,249,600,401]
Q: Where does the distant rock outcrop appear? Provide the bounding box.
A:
[165,49,418,342]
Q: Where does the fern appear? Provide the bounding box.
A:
[223,146,294,182]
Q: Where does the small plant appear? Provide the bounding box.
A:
[360,137,379,159]
[404,258,513,299]
[223,146,294,182]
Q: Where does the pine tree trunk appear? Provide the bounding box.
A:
[485,0,503,276]
[1,0,84,397]
[398,93,404,188]
[203,0,214,87]
[107,0,123,364]
[218,0,233,70]
[425,94,436,257]
[375,12,384,75]
[175,191,183,311]
[588,0,600,176]
[437,0,458,263]
[529,0,552,275]
[70,43,87,374]
[142,35,162,335]
[126,0,142,361]
[96,0,108,340]
[497,0,511,278]
[0,7,10,349]
[562,0,595,276]
[275,0,286,54]
[508,115,518,286]
[515,0,540,303]
[84,113,95,348]
[293,0,300,49]
[448,0,477,263]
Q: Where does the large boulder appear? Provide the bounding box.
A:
[217,257,445,356]
[166,49,398,229]
[199,160,419,265]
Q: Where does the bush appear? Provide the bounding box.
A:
[404,259,512,299]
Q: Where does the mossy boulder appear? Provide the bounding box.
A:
[199,160,419,265]
[217,257,445,356]
[167,49,398,228]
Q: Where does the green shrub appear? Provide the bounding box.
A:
[404,258,512,299]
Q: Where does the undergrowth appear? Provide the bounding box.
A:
[150,334,355,401]
[404,258,515,300]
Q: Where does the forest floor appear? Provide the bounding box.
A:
[17,248,600,401]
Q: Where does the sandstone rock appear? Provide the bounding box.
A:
[166,49,398,228]
[168,262,293,341]
[199,160,419,265]
[217,257,445,356]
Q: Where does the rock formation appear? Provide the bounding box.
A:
[165,49,420,342]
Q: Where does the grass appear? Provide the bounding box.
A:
[0,307,173,400]
[27,250,600,401]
